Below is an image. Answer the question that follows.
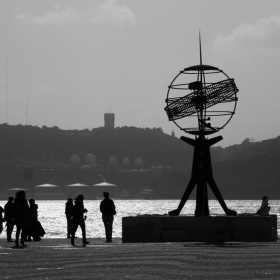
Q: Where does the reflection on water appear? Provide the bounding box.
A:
[0,200,279,239]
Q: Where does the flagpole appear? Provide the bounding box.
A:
[6,56,8,124]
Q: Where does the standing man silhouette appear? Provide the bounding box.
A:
[100,192,116,243]
[13,191,29,247]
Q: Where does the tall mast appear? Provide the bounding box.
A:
[199,31,202,68]
[6,57,7,124]
[198,31,204,132]
[27,96,29,125]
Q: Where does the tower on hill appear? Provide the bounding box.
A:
[104,113,115,129]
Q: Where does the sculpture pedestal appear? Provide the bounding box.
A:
[122,215,277,243]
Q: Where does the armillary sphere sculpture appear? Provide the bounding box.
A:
[165,35,239,216]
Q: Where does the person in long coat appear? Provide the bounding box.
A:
[65,198,74,238]
[100,192,116,243]
[12,191,29,247]
[27,198,43,241]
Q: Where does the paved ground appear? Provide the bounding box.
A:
[0,238,280,280]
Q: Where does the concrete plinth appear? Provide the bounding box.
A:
[122,215,277,243]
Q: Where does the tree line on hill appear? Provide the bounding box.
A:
[0,123,280,199]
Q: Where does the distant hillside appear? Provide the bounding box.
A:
[211,137,280,199]
[0,124,193,169]
[0,124,193,195]
[0,124,280,199]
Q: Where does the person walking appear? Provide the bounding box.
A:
[12,191,29,247]
[65,198,74,239]
[100,192,116,243]
[4,197,14,242]
[71,194,89,246]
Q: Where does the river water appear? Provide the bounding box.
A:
[1,200,279,239]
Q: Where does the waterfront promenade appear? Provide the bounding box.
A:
[0,237,280,279]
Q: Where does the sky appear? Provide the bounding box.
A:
[0,0,280,147]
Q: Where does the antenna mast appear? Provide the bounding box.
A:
[6,57,7,124]
[198,31,205,132]
[199,30,202,67]
[26,96,28,125]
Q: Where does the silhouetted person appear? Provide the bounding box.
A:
[71,194,89,246]
[27,198,43,241]
[4,197,14,242]
[65,198,74,238]
[0,206,3,235]
[100,192,116,242]
[257,196,270,216]
[12,191,29,247]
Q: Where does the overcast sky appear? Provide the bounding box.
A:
[0,0,280,147]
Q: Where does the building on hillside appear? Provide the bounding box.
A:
[104,113,115,129]
[33,184,64,200]
[92,182,119,198]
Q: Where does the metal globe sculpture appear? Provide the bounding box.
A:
[165,65,238,135]
[166,35,239,217]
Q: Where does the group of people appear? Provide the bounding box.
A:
[0,190,115,248]
[0,190,45,247]
[65,191,116,246]
[1,192,269,247]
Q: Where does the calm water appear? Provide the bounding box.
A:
[1,200,279,239]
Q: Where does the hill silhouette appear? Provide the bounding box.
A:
[211,137,280,199]
[0,124,193,168]
[0,124,279,199]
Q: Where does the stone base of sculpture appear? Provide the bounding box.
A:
[122,215,277,243]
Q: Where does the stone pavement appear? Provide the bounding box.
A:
[0,238,280,280]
